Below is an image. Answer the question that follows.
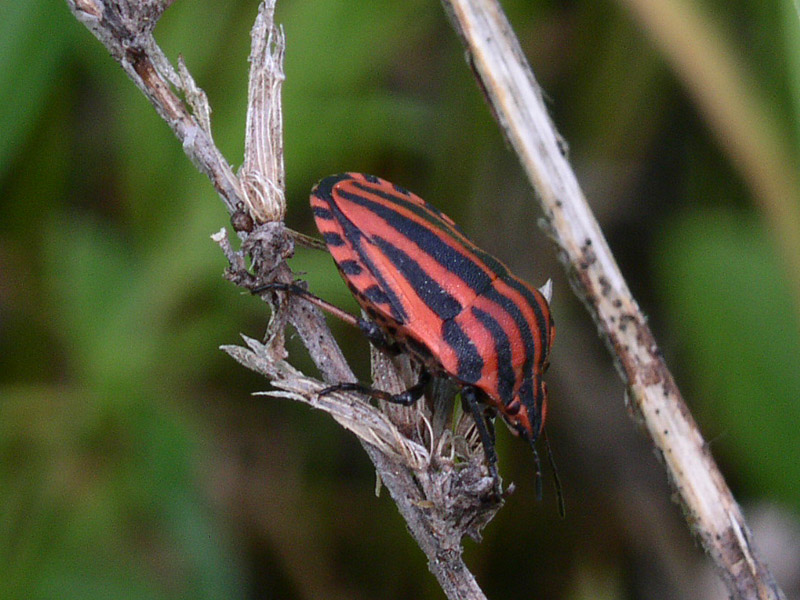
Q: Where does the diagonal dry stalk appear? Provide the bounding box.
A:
[65,1,502,599]
[440,1,787,599]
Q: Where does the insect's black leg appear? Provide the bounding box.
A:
[353,318,402,354]
[386,369,430,405]
[484,408,497,446]
[257,282,422,405]
[462,386,502,497]
[252,282,398,351]
[320,370,430,406]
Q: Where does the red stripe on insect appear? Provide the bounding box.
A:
[303,172,556,500]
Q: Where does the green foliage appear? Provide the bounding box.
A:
[0,386,241,600]
[0,1,72,179]
[655,210,800,508]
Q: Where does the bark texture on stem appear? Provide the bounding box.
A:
[65,2,498,598]
[440,1,785,599]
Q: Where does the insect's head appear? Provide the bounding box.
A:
[505,375,549,445]
[518,287,562,511]
[509,372,561,511]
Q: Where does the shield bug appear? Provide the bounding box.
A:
[261,173,556,499]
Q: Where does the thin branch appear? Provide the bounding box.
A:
[440,1,786,599]
[65,1,499,598]
[67,0,243,215]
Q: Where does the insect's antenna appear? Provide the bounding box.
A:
[543,430,566,518]
[529,438,543,502]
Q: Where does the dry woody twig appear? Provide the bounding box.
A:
[66,2,498,599]
[440,1,786,599]
[65,0,787,599]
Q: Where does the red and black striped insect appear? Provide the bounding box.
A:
[264,173,556,498]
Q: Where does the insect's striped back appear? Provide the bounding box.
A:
[311,173,554,440]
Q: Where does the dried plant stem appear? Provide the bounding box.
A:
[66,1,493,599]
[67,0,244,214]
[440,1,786,599]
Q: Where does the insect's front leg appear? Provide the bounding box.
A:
[253,282,400,353]
[319,369,431,406]
[461,386,502,498]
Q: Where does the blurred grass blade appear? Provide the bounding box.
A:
[618,0,800,321]
[655,210,800,508]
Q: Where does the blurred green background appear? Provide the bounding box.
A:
[2,0,800,598]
